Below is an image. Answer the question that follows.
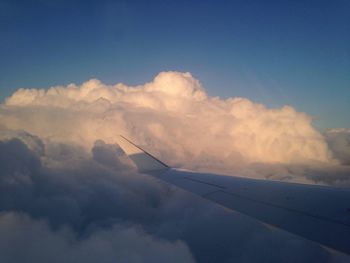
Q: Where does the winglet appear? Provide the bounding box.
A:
[117,135,169,174]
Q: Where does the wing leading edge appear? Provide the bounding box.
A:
[117,136,350,255]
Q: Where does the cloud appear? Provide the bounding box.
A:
[0,71,350,262]
[325,129,350,165]
[0,212,195,263]
[0,137,198,262]
[0,137,343,263]
[1,71,335,166]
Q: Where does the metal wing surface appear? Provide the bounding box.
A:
[117,136,350,255]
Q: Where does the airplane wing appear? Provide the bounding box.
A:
[117,135,350,255]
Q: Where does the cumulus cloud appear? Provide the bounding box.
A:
[325,129,350,165]
[0,137,196,262]
[0,71,350,262]
[1,71,335,166]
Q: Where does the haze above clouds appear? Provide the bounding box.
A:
[0,71,350,262]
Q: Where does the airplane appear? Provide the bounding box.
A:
[116,135,350,256]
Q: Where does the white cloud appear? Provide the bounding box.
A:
[1,71,336,168]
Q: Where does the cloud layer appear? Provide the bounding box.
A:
[0,212,194,263]
[2,71,336,166]
[0,71,349,262]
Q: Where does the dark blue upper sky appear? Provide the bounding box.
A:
[1,0,349,129]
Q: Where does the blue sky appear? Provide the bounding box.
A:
[0,0,349,129]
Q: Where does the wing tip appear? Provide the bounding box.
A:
[117,135,169,174]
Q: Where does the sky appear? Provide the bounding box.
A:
[0,0,349,129]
